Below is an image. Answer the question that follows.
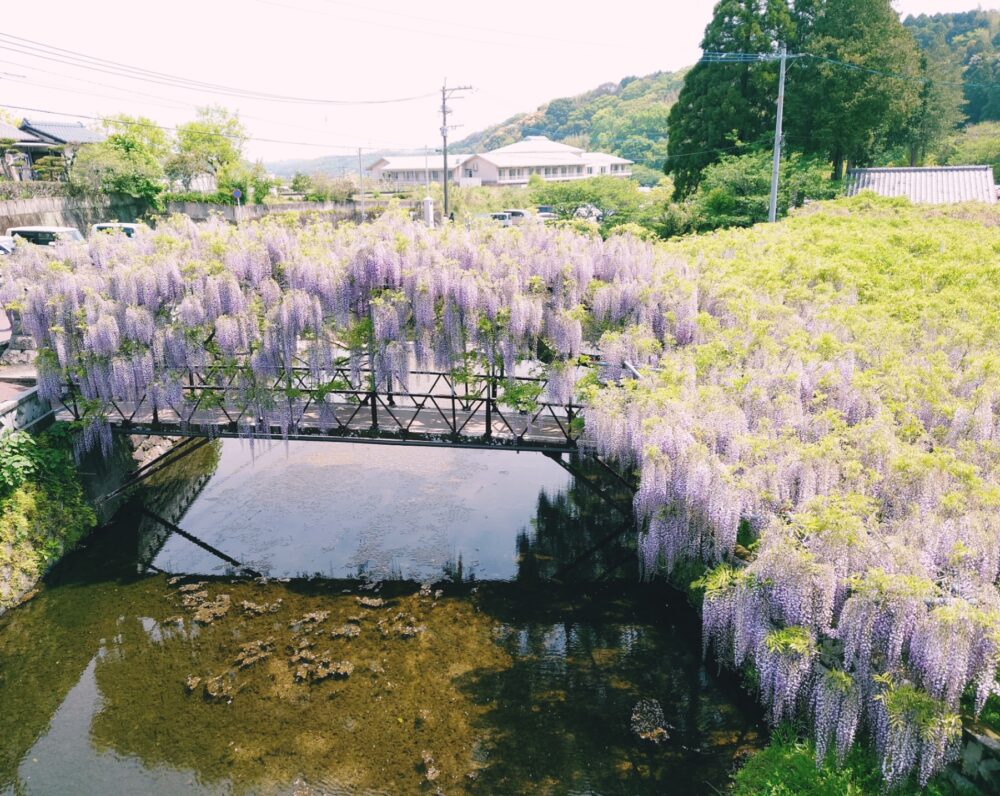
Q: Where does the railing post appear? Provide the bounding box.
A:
[485,365,492,440]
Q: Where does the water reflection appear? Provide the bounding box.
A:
[0,442,762,795]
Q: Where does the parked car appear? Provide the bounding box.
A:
[5,226,84,246]
[535,205,559,222]
[91,222,144,238]
[0,236,14,255]
[489,212,513,227]
[502,208,531,225]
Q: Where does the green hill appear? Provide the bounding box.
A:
[453,70,685,183]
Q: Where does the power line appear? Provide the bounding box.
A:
[0,103,412,152]
[0,64,410,148]
[0,33,437,105]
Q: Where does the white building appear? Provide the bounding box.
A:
[367,153,475,189]
[368,136,632,188]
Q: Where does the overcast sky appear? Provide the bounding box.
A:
[0,0,990,163]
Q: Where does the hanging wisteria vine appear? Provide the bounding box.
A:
[2,200,998,788]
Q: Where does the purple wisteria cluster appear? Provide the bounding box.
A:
[0,212,691,452]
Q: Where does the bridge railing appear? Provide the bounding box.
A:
[59,363,585,452]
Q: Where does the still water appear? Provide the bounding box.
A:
[0,440,762,795]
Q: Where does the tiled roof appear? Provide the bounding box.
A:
[20,119,106,145]
[845,166,996,204]
[0,121,42,143]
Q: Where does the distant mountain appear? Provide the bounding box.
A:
[266,70,685,183]
[265,152,388,179]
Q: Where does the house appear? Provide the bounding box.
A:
[369,136,632,188]
[0,118,105,181]
[844,166,996,204]
[0,121,48,181]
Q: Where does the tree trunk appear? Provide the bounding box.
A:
[831,151,845,181]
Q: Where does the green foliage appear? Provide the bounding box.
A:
[217,159,273,205]
[764,626,815,656]
[100,114,171,163]
[0,427,97,610]
[685,151,838,232]
[499,380,543,412]
[30,153,67,182]
[786,0,924,178]
[904,9,1000,125]
[168,105,246,186]
[731,725,967,795]
[938,122,1000,176]
[70,132,164,206]
[666,0,793,196]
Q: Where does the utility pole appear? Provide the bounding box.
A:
[768,45,787,223]
[440,78,472,220]
[358,147,366,221]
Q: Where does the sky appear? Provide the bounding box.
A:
[0,0,991,163]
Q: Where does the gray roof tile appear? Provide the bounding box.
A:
[845,166,996,204]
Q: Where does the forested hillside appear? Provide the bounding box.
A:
[904,9,1000,124]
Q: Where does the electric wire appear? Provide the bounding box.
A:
[0,102,414,152]
[0,33,437,105]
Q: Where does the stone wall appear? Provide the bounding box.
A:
[0,195,144,233]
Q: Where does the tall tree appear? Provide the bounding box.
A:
[665,0,794,197]
[171,106,246,178]
[101,114,171,165]
[786,0,923,178]
[902,50,965,166]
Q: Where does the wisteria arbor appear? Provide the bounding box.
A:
[2,199,999,789]
[0,213,692,456]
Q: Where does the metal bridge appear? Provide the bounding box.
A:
[57,365,583,453]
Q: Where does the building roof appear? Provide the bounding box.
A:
[19,118,105,145]
[845,166,996,204]
[0,121,43,144]
[487,135,584,156]
[582,152,633,165]
[371,153,473,171]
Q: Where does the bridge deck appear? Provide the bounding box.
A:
[58,366,584,452]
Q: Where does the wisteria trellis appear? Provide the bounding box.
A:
[2,207,998,787]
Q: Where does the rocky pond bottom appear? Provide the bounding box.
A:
[0,441,763,794]
[0,569,761,794]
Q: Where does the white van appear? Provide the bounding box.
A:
[6,226,84,246]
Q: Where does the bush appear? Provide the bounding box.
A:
[732,726,972,796]
[687,151,838,232]
[0,426,96,611]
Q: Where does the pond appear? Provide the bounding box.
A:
[0,439,763,795]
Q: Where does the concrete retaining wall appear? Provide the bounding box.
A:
[0,386,52,438]
[0,195,144,233]
[165,200,357,224]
